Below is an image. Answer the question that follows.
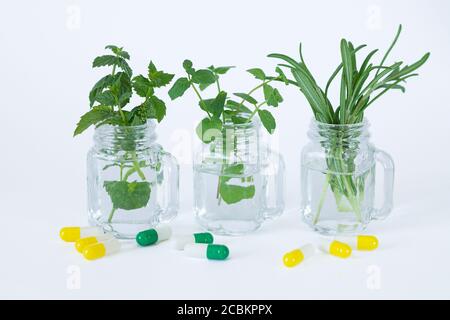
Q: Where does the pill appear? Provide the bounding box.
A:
[283,244,315,268]
[336,235,379,251]
[75,234,114,253]
[184,243,229,260]
[320,239,352,258]
[174,232,214,250]
[136,225,172,247]
[83,239,121,261]
[60,226,104,242]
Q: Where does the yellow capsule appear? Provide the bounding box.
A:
[357,235,379,251]
[75,234,113,253]
[283,244,315,268]
[82,239,121,261]
[283,250,304,267]
[60,226,103,242]
[321,240,352,258]
[60,227,81,242]
[336,235,379,251]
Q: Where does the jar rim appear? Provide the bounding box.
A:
[222,116,260,129]
[94,119,156,133]
[311,118,370,128]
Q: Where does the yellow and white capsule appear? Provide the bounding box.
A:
[75,234,114,253]
[83,239,121,261]
[60,226,104,242]
[336,235,379,251]
[283,244,315,268]
[320,239,352,258]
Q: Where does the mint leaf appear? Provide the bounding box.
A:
[148,61,174,87]
[211,65,235,74]
[263,84,283,107]
[258,109,276,133]
[89,75,115,107]
[117,58,132,77]
[93,55,118,68]
[218,164,255,204]
[104,180,151,210]
[132,75,154,97]
[149,95,166,122]
[225,100,252,114]
[110,72,132,107]
[183,59,195,75]
[196,117,222,143]
[247,68,266,80]
[74,106,115,136]
[192,69,216,85]
[105,45,130,59]
[201,91,226,118]
[233,92,257,105]
[168,77,190,100]
[275,66,289,84]
[95,90,116,106]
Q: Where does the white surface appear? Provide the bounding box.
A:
[1,0,450,299]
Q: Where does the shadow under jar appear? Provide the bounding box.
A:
[87,121,179,239]
[300,119,394,235]
[193,118,285,236]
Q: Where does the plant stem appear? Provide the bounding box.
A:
[108,207,117,223]
[313,173,330,225]
[131,151,146,180]
[247,101,266,122]
[236,79,273,112]
[188,75,212,119]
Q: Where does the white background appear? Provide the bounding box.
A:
[1,0,449,299]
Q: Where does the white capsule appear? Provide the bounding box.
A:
[173,232,214,250]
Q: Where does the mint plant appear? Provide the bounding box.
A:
[74,45,174,222]
[168,60,288,204]
[269,25,429,223]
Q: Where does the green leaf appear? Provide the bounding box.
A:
[192,69,216,85]
[95,90,116,106]
[196,117,222,143]
[247,68,266,80]
[168,77,190,100]
[92,55,118,68]
[89,75,115,107]
[117,58,133,77]
[183,59,195,75]
[74,106,115,136]
[105,45,130,59]
[199,91,227,118]
[258,109,276,133]
[233,92,257,105]
[132,75,154,97]
[211,65,234,74]
[275,67,289,84]
[149,95,166,122]
[218,164,255,204]
[110,72,132,107]
[104,180,151,210]
[225,100,252,114]
[148,61,174,87]
[263,84,283,107]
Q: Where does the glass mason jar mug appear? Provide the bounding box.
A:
[87,121,179,239]
[193,118,285,235]
[300,119,394,235]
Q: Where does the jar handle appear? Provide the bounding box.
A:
[158,150,180,222]
[371,149,395,220]
[261,148,285,221]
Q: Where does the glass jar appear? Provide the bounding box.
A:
[300,119,394,235]
[87,121,179,239]
[193,118,285,235]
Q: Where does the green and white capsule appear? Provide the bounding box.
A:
[136,225,172,247]
[184,243,229,260]
[174,232,214,250]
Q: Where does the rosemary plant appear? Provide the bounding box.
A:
[269,25,429,222]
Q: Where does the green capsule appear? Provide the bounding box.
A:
[206,244,229,260]
[136,225,172,247]
[193,232,214,244]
